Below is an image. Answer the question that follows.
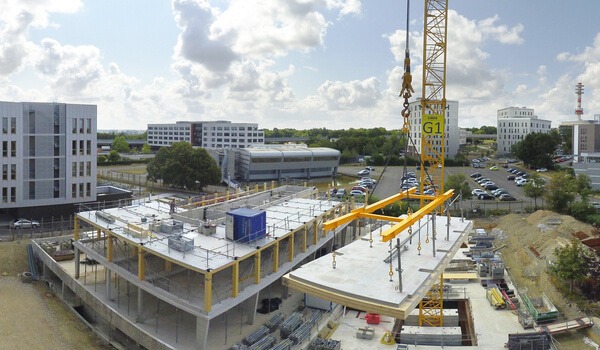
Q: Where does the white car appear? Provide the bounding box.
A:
[12,219,40,229]
[536,168,548,172]
[516,179,528,186]
[472,189,485,196]
[357,169,370,176]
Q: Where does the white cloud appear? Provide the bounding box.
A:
[317,77,381,110]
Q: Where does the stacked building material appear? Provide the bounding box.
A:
[280,311,303,338]
[263,312,285,332]
[247,335,276,350]
[309,337,342,350]
[399,326,462,346]
[242,326,270,346]
[289,322,313,344]
[271,338,293,350]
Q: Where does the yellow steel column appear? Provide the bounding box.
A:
[288,232,294,262]
[273,242,279,273]
[204,272,213,312]
[107,232,113,262]
[74,216,79,240]
[254,252,261,284]
[97,228,101,239]
[232,260,239,297]
[165,260,172,272]
[313,220,318,245]
[137,247,145,280]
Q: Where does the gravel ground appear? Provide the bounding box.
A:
[0,240,110,350]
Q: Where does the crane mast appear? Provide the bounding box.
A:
[418,0,449,327]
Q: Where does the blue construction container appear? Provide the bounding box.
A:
[226,208,267,243]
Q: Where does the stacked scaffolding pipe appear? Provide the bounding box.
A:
[242,326,270,346]
[264,312,285,332]
[289,322,313,344]
[307,310,323,325]
[271,338,293,350]
[280,311,304,339]
[247,335,276,350]
[309,337,342,350]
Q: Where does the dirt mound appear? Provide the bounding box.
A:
[490,210,591,321]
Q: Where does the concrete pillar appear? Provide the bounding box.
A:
[106,269,112,300]
[244,293,260,325]
[196,316,210,350]
[136,288,144,323]
[281,284,290,300]
[74,248,80,278]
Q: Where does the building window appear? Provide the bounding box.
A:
[2,141,6,157]
[73,118,77,133]
[2,164,6,180]
[86,118,91,133]
[72,184,77,198]
[2,117,6,133]
[86,161,91,176]
[10,141,15,157]
[79,161,84,177]
[86,140,92,155]
[72,162,77,177]
[10,117,16,134]
[86,183,91,197]
[10,187,15,202]
[10,164,15,180]
[72,140,77,155]
[2,187,6,203]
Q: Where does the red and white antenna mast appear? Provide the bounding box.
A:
[575,82,584,121]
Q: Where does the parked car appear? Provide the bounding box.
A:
[423,189,436,196]
[349,189,366,196]
[536,168,547,172]
[357,169,370,176]
[12,219,40,229]
[351,186,367,193]
[365,166,375,171]
[499,194,517,201]
[478,193,494,200]
[591,202,600,210]
[484,184,498,190]
[489,165,499,171]
[507,175,515,181]
[335,189,346,198]
[516,179,528,186]
[472,189,485,196]
[470,172,482,178]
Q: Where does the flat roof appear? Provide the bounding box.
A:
[77,196,338,272]
[283,214,472,319]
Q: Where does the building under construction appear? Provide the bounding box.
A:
[30,185,355,349]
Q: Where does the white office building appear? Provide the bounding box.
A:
[0,101,97,219]
[407,100,461,158]
[496,107,552,154]
[147,120,264,149]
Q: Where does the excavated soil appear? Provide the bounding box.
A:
[477,210,600,349]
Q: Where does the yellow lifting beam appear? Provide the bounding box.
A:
[323,188,453,243]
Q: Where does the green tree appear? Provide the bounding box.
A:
[576,173,592,201]
[510,132,559,168]
[107,150,121,162]
[550,239,592,294]
[112,135,131,153]
[523,173,545,209]
[444,173,472,200]
[544,171,577,213]
[141,143,152,154]
[146,142,221,191]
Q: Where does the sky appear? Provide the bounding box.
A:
[1,0,600,131]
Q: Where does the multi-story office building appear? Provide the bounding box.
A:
[147,120,264,149]
[496,107,552,154]
[0,101,97,219]
[407,100,462,158]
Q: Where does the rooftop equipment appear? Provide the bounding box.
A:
[226,208,267,243]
